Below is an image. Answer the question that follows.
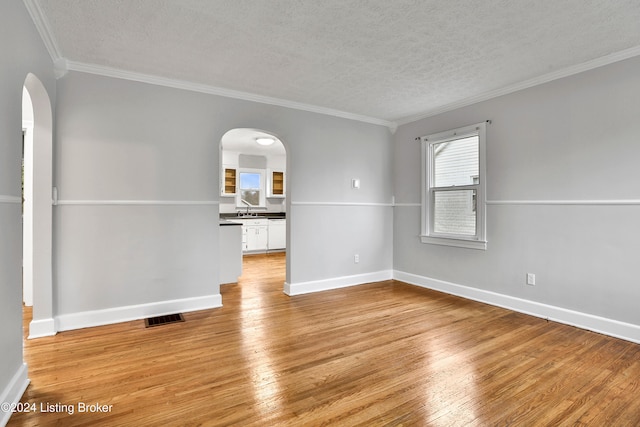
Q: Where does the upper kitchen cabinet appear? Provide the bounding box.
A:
[221,166,237,196]
[269,170,285,198]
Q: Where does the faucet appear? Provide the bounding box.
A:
[241,199,251,216]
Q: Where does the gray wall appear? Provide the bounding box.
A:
[54,71,393,316]
[0,0,55,415]
[9,0,639,414]
[393,55,640,327]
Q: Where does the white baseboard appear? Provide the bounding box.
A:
[394,270,640,344]
[284,270,393,296]
[56,294,223,332]
[0,363,29,427]
[28,317,57,339]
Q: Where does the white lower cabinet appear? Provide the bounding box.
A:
[245,223,268,252]
[268,219,286,250]
[230,218,269,252]
[227,217,285,253]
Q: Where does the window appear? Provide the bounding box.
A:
[420,122,487,249]
[237,169,265,208]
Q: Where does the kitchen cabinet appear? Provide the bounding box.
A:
[226,217,285,253]
[268,170,285,197]
[246,222,268,252]
[268,219,286,250]
[228,218,269,252]
[221,166,237,196]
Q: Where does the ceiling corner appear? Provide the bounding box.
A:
[23,0,63,61]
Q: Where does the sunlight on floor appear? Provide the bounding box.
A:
[239,254,285,418]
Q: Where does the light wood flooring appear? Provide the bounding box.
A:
[10,252,640,426]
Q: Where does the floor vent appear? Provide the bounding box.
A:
[145,313,185,328]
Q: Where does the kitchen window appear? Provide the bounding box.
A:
[420,122,487,249]
[237,169,266,208]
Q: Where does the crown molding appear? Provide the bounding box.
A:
[22,0,62,61]
[53,57,68,79]
[64,60,396,130]
[25,0,639,133]
[396,45,640,126]
[22,0,394,130]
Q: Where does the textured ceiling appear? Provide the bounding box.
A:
[35,0,640,124]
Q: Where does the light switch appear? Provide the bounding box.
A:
[352,178,360,189]
[526,273,536,286]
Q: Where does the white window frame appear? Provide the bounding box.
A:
[236,168,266,209]
[420,122,487,250]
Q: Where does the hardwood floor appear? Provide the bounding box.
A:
[10,253,640,426]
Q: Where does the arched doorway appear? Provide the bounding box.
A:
[22,87,34,307]
[22,73,54,338]
[219,128,290,290]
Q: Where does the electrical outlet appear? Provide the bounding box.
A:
[354,254,360,264]
[526,273,536,286]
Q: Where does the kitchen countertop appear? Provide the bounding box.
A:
[220,212,286,220]
[219,219,243,226]
[220,213,286,226]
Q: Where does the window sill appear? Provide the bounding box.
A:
[420,235,487,250]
